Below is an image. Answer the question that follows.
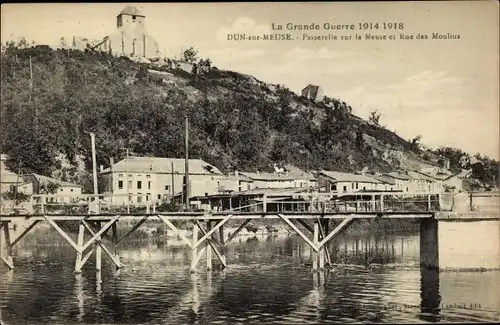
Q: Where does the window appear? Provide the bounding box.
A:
[128,180,132,189]
[132,15,137,20]
[137,181,142,190]
[146,194,150,201]
[118,180,123,189]
[343,186,347,192]
[332,183,337,191]
[146,175,151,179]
[128,174,133,179]
[157,194,161,200]
[356,183,359,189]
[148,181,151,190]
[128,194,132,202]
[70,189,74,192]
[137,194,142,203]
[363,186,366,190]
[351,183,354,189]
[118,174,124,178]
[165,185,170,191]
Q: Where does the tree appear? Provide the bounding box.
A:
[369,110,381,126]
[410,135,422,151]
[60,37,67,47]
[182,47,198,63]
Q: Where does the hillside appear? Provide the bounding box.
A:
[1,44,498,191]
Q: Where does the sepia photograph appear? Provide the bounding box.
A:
[0,2,499,324]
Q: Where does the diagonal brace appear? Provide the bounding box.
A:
[194,220,222,246]
[11,220,40,247]
[193,215,233,249]
[157,215,192,248]
[317,217,354,249]
[194,220,227,268]
[82,216,121,251]
[277,214,318,252]
[116,216,149,246]
[81,220,123,268]
[44,216,81,252]
[226,219,251,245]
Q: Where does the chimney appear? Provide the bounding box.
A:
[110,157,114,172]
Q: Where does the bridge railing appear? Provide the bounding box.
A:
[5,192,453,215]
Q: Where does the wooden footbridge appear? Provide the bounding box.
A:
[0,192,497,274]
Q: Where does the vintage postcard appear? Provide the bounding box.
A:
[0,2,499,324]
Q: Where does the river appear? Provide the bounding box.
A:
[0,221,499,324]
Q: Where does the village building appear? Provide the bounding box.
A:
[406,171,439,193]
[22,173,82,203]
[371,174,398,191]
[442,169,472,193]
[301,84,324,102]
[73,6,160,58]
[239,167,317,190]
[317,171,382,195]
[384,172,415,192]
[100,156,224,205]
[0,154,33,196]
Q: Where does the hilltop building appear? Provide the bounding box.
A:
[301,84,324,102]
[73,6,160,58]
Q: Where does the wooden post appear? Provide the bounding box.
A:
[184,115,190,210]
[427,194,432,211]
[90,133,99,214]
[206,221,212,270]
[312,221,319,271]
[190,222,199,272]
[263,194,267,213]
[74,221,85,274]
[380,194,384,212]
[219,225,226,267]
[1,223,14,269]
[95,221,102,271]
[112,222,120,270]
[420,218,439,270]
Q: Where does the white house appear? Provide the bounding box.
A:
[100,156,224,205]
[317,171,382,195]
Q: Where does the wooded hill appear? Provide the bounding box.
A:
[1,43,498,191]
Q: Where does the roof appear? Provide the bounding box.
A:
[319,171,381,184]
[240,172,299,181]
[407,171,434,182]
[101,157,223,175]
[1,170,21,183]
[119,6,145,17]
[24,173,81,188]
[371,174,396,185]
[385,172,413,181]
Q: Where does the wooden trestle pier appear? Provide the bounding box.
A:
[0,192,463,273]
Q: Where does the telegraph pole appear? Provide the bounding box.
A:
[90,133,99,212]
[184,115,189,210]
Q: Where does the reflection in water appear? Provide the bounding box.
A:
[74,274,84,322]
[0,222,499,324]
[420,268,442,322]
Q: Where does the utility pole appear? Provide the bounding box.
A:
[90,133,99,213]
[184,115,189,210]
[29,56,33,101]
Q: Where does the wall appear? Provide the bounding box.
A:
[252,179,295,189]
[105,171,226,205]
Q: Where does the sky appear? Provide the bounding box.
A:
[1,2,499,159]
